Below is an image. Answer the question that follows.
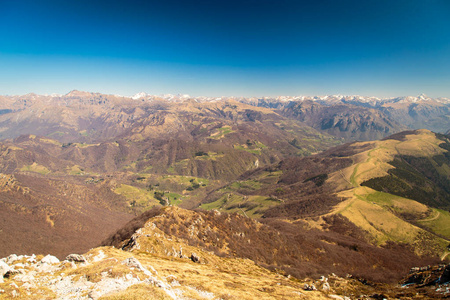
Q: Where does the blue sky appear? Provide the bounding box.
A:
[1,0,449,97]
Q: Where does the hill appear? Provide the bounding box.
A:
[102,206,437,283]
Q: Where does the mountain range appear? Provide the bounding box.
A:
[0,91,449,299]
[1,91,449,143]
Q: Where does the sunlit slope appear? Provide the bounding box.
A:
[103,206,436,283]
[330,130,450,255]
[200,130,450,258]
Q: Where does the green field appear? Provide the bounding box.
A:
[200,194,280,218]
[66,165,85,175]
[114,184,161,209]
[20,162,51,175]
[208,126,235,140]
[234,141,267,155]
[418,209,450,239]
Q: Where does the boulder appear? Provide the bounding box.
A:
[5,254,18,264]
[190,253,200,263]
[26,255,36,263]
[65,254,87,263]
[122,257,144,271]
[4,269,24,279]
[17,273,35,283]
[41,255,60,265]
[0,260,10,278]
[303,283,317,291]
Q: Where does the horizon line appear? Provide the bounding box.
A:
[1,90,446,100]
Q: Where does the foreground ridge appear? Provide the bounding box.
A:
[2,234,450,298]
[0,246,350,299]
[2,205,450,298]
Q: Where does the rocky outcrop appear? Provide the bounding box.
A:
[402,264,450,287]
[399,264,450,297]
[0,247,332,299]
[0,260,9,283]
[65,254,87,263]
[0,249,179,299]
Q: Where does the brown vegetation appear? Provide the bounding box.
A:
[103,207,439,283]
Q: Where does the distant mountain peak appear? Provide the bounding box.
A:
[418,93,431,101]
[65,90,94,97]
[131,92,149,100]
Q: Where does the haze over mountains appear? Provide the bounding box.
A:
[0,91,450,299]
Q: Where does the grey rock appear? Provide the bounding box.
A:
[41,255,60,265]
[26,255,36,263]
[0,260,10,278]
[6,254,18,264]
[303,283,317,291]
[4,269,22,279]
[65,254,87,263]
[122,257,144,270]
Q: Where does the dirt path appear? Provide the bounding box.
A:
[421,210,441,222]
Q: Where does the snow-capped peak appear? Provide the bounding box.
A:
[417,93,431,101]
[131,92,149,100]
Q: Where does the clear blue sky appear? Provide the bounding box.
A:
[1,0,449,97]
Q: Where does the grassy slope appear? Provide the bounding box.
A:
[199,169,284,217]
[331,130,450,256]
[200,194,281,218]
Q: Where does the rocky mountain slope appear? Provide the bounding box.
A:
[280,100,408,141]
[241,94,449,141]
[102,206,437,282]
[1,206,448,299]
[1,246,329,300]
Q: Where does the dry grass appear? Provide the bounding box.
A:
[334,187,447,256]
[328,130,446,191]
[128,248,325,300]
[0,245,327,300]
[328,130,449,256]
[99,284,171,300]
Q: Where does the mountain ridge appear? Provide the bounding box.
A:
[1,91,448,144]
